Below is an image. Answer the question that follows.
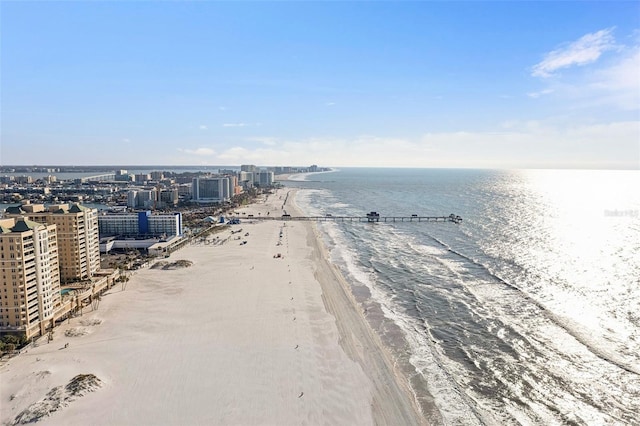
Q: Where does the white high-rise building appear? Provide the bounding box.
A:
[127,190,138,208]
[239,171,254,184]
[256,171,274,187]
[191,177,231,203]
[137,190,157,209]
[127,189,158,209]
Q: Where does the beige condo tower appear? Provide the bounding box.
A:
[5,203,100,284]
[0,218,60,339]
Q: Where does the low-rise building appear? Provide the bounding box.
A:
[98,211,183,238]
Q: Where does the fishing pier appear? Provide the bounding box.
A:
[250,212,463,224]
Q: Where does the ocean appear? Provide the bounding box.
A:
[287,168,640,425]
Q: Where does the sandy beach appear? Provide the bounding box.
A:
[0,188,424,425]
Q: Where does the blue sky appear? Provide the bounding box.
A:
[1,1,639,169]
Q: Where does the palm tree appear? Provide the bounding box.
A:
[117,267,130,291]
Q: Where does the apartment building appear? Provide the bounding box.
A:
[158,188,179,208]
[238,170,274,188]
[191,177,231,203]
[0,218,60,339]
[240,164,258,172]
[127,189,157,209]
[5,203,100,284]
[239,171,255,188]
[128,188,178,209]
[256,171,274,187]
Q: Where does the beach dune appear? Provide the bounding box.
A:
[1,189,423,425]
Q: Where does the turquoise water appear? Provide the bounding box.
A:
[289,168,640,425]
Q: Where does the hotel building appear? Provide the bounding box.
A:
[98,211,183,237]
[5,203,100,284]
[0,218,60,339]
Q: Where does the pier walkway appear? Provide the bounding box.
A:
[249,213,463,224]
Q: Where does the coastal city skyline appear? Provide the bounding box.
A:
[2,2,638,169]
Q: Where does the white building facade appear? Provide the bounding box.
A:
[98,212,183,237]
[191,177,231,203]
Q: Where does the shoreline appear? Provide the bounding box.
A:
[290,191,440,425]
[288,190,426,425]
[0,187,425,425]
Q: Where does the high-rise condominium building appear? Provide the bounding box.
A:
[239,170,273,187]
[0,218,60,339]
[256,171,274,187]
[240,164,258,172]
[191,177,231,203]
[127,189,158,209]
[158,188,179,208]
[5,203,100,284]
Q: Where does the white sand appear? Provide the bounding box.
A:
[0,188,423,425]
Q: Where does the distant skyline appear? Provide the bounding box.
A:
[1,1,639,169]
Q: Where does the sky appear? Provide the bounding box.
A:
[1,1,639,169]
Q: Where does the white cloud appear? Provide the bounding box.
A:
[585,45,640,110]
[593,46,639,90]
[325,102,336,106]
[527,89,554,98]
[217,146,286,162]
[528,29,639,111]
[419,121,640,168]
[532,28,617,77]
[222,122,261,128]
[208,120,638,169]
[246,137,278,146]
[122,138,130,143]
[177,147,216,156]
[199,125,208,130]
